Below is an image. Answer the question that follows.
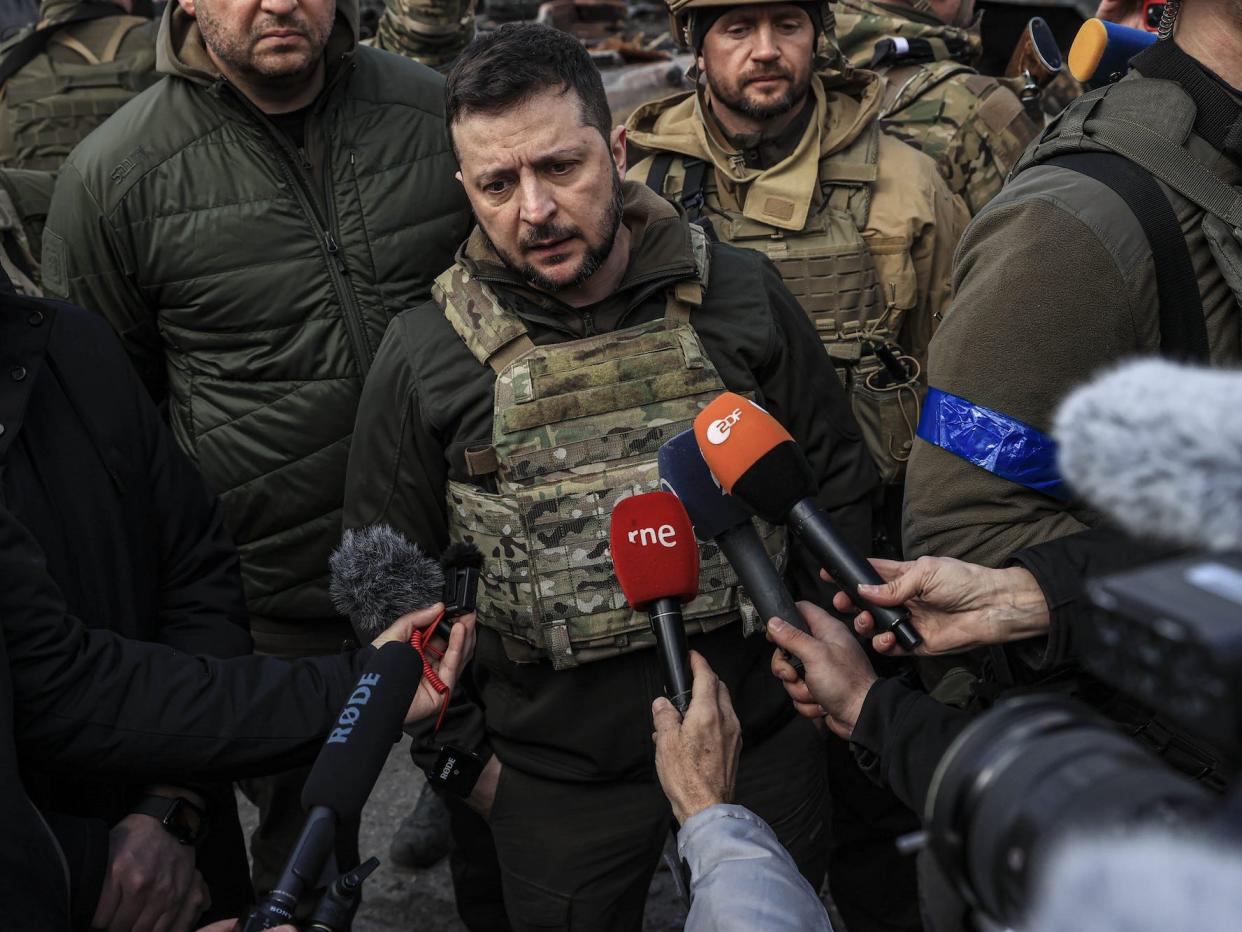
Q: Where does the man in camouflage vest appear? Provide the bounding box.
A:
[832,0,1041,214]
[345,23,877,932]
[0,0,158,170]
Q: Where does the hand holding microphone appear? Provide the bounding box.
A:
[611,491,700,714]
[827,557,1050,656]
[693,394,923,652]
[768,602,878,741]
[651,652,742,825]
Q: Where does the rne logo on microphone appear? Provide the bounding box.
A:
[627,524,678,548]
[706,408,743,445]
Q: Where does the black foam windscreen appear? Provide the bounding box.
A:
[300,642,423,820]
[730,441,817,523]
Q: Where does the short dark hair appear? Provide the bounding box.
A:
[444,23,613,155]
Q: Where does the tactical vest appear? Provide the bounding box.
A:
[0,12,155,170]
[1014,41,1242,327]
[643,123,923,484]
[434,228,788,669]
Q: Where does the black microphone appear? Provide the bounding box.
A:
[658,429,809,672]
[694,394,922,652]
[241,642,423,930]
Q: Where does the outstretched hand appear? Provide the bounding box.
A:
[824,557,1050,657]
[768,601,877,740]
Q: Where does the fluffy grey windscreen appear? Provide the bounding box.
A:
[329,525,446,636]
[1053,359,1242,552]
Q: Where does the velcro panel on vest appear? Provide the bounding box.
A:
[500,327,717,433]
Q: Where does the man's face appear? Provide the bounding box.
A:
[452,87,627,295]
[182,0,335,84]
[698,4,815,124]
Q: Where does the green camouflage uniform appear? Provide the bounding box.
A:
[362,0,473,69]
[832,0,1040,214]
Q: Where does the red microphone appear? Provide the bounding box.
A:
[694,393,922,652]
[611,491,699,714]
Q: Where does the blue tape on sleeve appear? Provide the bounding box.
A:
[916,388,1068,500]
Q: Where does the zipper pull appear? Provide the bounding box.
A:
[326,233,347,270]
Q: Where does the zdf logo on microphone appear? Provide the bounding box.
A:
[706,407,743,445]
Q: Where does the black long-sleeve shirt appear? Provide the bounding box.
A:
[0,505,376,929]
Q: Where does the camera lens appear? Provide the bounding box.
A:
[925,694,1213,926]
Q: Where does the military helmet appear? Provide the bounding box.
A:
[666,0,834,52]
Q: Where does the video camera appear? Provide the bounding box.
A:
[920,551,1242,928]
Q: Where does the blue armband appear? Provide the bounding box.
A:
[916,388,1068,500]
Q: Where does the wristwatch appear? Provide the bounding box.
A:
[427,746,487,798]
[131,795,210,846]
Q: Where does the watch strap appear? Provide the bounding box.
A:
[131,795,208,846]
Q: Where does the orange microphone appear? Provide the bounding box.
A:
[694,394,922,652]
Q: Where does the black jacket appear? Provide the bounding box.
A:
[0,505,378,930]
[0,284,258,923]
[849,526,1179,814]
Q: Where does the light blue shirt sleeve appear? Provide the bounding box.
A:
[679,803,834,932]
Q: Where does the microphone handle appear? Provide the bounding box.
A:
[787,499,923,652]
[240,806,336,930]
[649,597,693,715]
[715,524,807,674]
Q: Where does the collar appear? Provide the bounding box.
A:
[693,76,830,231]
[706,94,818,171]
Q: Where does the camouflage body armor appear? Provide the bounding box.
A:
[362,0,474,70]
[0,167,52,294]
[434,229,787,669]
[639,120,922,484]
[833,0,1038,214]
[0,1,157,171]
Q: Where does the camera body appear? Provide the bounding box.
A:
[923,552,1242,927]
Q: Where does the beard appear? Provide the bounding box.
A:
[196,3,332,84]
[484,168,626,295]
[706,64,812,121]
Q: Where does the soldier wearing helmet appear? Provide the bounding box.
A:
[832,0,1041,215]
[627,0,967,553]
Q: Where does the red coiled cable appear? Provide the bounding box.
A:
[410,618,451,733]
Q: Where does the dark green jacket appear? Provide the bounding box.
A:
[41,0,471,653]
[345,182,877,780]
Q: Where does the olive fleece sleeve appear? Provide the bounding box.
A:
[903,168,1156,567]
[344,308,493,769]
